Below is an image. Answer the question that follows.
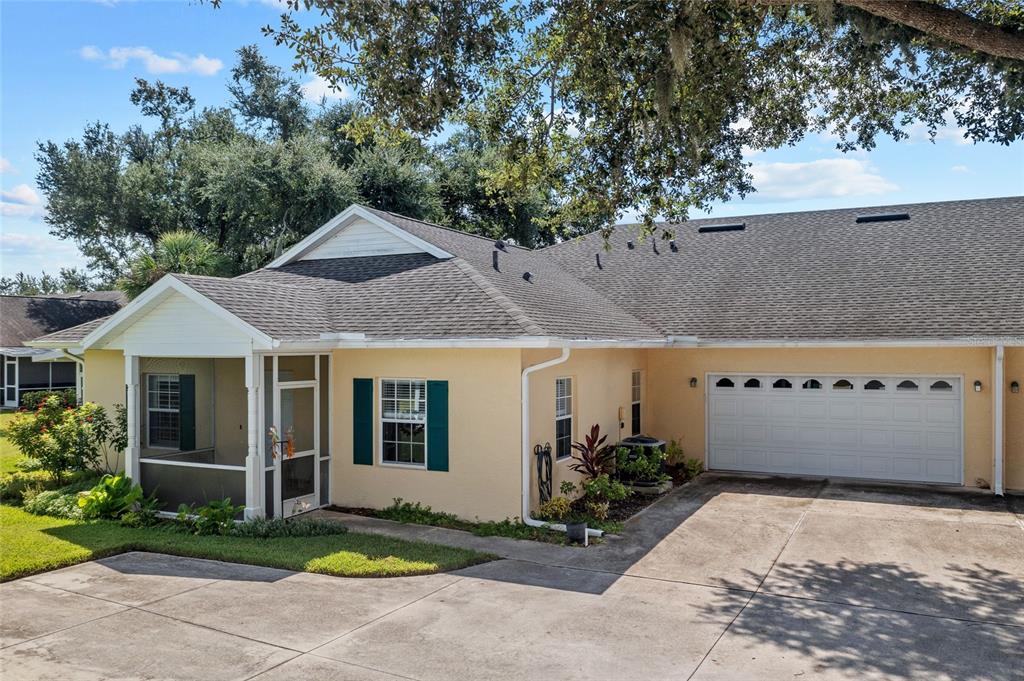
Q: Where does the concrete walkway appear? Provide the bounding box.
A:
[3,474,1022,680]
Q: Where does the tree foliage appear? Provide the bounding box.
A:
[35,45,559,285]
[256,0,1024,229]
[0,268,93,296]
[118,231,228,299]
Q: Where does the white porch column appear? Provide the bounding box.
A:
[244,353,264,519]
[124,354,141,480]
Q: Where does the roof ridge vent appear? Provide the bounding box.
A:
[697,222,746,234]
[855,212,910,224]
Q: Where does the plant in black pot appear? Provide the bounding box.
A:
[564,509,589,546]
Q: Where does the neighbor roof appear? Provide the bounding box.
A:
[30,197,1024,347]
[1,293,124,350]
[545,196,1024,342]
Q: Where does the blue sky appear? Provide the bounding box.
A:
[2,0,1022,277]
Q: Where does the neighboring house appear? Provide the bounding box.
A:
[29,198,1024,523]
[1,291,124,408]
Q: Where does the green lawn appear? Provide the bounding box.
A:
[0,412,23,474]
[0,505,492,582]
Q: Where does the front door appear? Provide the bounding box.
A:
[274,383,319,516]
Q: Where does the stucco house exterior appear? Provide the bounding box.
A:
[28,197,1024,523]
[1,291,123,408]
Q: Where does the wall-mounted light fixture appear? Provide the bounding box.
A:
[1012,381,1021,394]
[689,377,698,388]
[974,380,983,392]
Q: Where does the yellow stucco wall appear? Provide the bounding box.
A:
[1005,347,1024,492]
[83,349,127,471]
[646,347,998,490]
[330,348,523,521]
[522,348,647,510]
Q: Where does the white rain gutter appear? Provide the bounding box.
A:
[994,345,1005,496]
[520,347,603,538]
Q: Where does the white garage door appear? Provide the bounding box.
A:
[707,374,962,484]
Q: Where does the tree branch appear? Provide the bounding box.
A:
[752,1,1024,61]
[839,0,1024,60]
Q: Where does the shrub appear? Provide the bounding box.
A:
[177,498,244,535]
[230,516,348,538]
[615,445,668,483]
[568,424,617,480]
[582,473,631,504]
[664,439,686,466]
[680,457,704,482]
[472,518,567,544]
[20,389,76,410]
[6,398,125,484]
[78,474,144,519]
[536,496,572,522]
[22,476,100,519]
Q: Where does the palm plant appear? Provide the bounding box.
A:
[568,423,616,480]
[119,230,227,299]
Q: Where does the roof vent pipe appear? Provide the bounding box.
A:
[595,253,602,269]
[523,271,533,282]
[627,240,635,249]
[492,249,499,271]
[494,239,506,250]
[669,240,678,252]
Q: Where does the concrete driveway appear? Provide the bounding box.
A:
[2,474,1022,680]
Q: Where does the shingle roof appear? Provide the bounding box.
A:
[33,197,1022,347]
[544,196,1024,342]
[1,294,123,347]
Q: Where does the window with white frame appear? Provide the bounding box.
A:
[381,379,427,466]
[555,377,573,459]
[631,370,642,435]
[147,374,180,448]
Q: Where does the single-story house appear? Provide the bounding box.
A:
[1,291,124,408]
[29,197,1023,522]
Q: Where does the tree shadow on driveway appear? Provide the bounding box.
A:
[699,560,1024,681]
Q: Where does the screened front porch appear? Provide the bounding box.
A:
[128,354,331,519]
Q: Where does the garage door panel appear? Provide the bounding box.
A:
[829,402,858,420]
[708,374,962,485]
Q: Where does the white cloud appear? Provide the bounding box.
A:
[950,164,972,174]
[749,158,898,201]
[0,232,87,275]
[300,74,351,103]
[1,184,44,219]
[2,184,41,206]
[0,157,13,175]
[80,46,224,76]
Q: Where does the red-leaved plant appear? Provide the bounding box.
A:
[568,424,616,480]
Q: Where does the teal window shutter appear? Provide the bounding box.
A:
[426,380,449,472]
[178,374,196,451]
[353,378,373,465]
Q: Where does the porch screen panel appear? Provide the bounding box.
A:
[140,462,244,519]
[18,357,49,390]
[50,361,76,387]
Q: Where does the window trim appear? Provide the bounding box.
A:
[555,376,573,460]
[146,373,181,449]
[630,370,642,436]
[378,377,429,469]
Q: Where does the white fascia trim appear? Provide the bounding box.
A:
[267,204,453,268]
[76,276,275,351]
[698,338,1024,348]
[29,350,68,362]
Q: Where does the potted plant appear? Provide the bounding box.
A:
[564,510,589,546]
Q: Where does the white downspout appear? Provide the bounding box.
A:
[994,345,1005,496]
[521,347,603,538]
